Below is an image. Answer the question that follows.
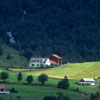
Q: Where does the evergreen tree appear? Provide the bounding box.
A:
[58,76,69,89]
[17,72,22,82]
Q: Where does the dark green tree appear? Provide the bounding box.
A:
[26,75,33,84]
[90,93,97,100]
[6,54,12,60]
[0,46,3,56]
[0,72,9,82]
[43,95,57,100]
[58,76,69,89]
[38,74,48,85]
[17,72,22,82]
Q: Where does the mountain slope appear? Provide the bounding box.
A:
[0,0,100,62]
[0,41,28,68]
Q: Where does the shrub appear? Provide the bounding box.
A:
[10,88,18,93]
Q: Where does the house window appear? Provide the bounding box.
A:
[32,64,35,66]
[37,60,39,62]
[0,89,4,91]
[37,64,39,66]
[34,60,36,62]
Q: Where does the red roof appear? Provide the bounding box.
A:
[51,54,62,59]
[50,60,58,65]
[0,84,5,89]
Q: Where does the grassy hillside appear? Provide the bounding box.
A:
[25,62,100,79]
[0,41,29,68]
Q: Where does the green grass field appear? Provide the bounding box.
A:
[25,62,100,79]
[0,73,91,100]
[0,61,100,100]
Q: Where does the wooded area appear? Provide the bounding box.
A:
[0,0,100,63]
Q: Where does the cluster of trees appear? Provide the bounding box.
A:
[18,72,48,85]
[43,92,69,100]
[90,92,100,100]
[0,0,100,63]
[0,71,69,90]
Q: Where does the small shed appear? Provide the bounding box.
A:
[78,78,95,85]
[0,84,9,94]
[0,84,5,92]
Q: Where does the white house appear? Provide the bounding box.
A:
[78,78,95,85]
[29,58,51,68]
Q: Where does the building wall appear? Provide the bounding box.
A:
[49,55,62,65]
[30,59,43,68]
[30,58,51,68]
[45,58,51,66]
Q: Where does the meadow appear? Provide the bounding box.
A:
[25,62,100,79]
[0,73,89,100]
[0,61,100,100]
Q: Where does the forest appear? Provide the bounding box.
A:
[0,0,100,63]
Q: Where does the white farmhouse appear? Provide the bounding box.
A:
[78,78,95,85]
[29,58,51,68]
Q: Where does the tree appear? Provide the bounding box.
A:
[6,54,12,60]
[43,95,57,100]
[0,46,3,56]
[26,75,33,84]
[0,72,9,82]
[17,72,22,82]
[90,93,97,100]
[38,74,48,85]
[58,76,69,89]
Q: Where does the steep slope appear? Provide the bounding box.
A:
[0,41,28,68]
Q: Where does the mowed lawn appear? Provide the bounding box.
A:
[25,62,100,79]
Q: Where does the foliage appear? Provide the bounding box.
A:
[26,75,33,84]
[90,92,100,100]
[6,54,12,60]
[43,92,69,100]
[17,72,22,82]
[43,95,57,100]
[10,87,18,93]
[0,71,9,82]
[38,73,48,85]
[0,0,100,62]
[0,46,3,56]
[58,76,69,89]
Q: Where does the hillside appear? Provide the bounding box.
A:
[0,0,100,63]
[0,41,28,68]
[26,62,100,79]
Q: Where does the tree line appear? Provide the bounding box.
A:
[0,71,69,88]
